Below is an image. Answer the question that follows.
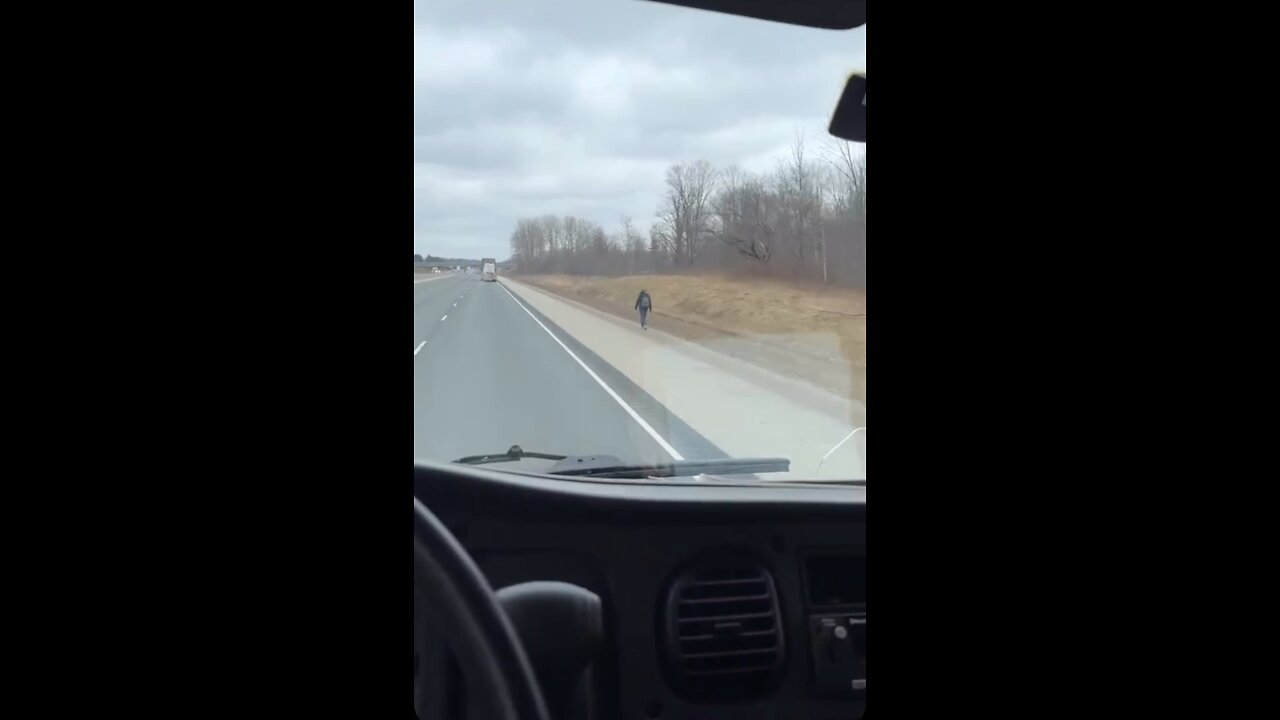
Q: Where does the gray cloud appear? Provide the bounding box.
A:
[414,0,866,259]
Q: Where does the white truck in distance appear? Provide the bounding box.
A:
[481,258,497,282]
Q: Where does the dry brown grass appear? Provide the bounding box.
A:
[518,273,866,402]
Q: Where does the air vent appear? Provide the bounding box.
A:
[660,559,786,700]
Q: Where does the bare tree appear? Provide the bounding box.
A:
[509,217,549,263]
[620,214,646,272]
[655,160,718,267]
[539,215,563,257]
[590,225,609,254]
[825,138,866,219]
[562,216,581,256]
[649,221,670,265]
[713,165,775,263]
[771,132,826,272]
[822,139,867,287]
[620,215,644,254]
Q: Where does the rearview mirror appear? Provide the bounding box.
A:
[829,73,866,143]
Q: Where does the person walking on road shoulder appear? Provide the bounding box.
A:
[635,289,652,330]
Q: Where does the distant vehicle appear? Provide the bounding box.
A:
[432,267,441,274]
[481,258,497,282]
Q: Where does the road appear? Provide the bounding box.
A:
[413,274,722,466]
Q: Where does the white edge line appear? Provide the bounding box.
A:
[414,341,426,355]
[816,426,865,472]
[498,280,684,461]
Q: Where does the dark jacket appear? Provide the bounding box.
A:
[635,291,652,311]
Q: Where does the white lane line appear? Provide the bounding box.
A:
[414,341,426,355]
[498,281,683,460]
[441,314,448,322]
[452,302,457,307]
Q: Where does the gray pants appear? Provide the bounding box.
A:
[638,307,649,328]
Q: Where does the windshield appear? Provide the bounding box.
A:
[414,0,866,480]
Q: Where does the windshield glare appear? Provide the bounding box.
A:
[414,1,866,481]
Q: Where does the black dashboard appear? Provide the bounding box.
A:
[414,462,867,720]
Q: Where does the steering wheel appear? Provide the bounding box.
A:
[413,498,549,720]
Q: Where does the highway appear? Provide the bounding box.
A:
[412,273,723,466]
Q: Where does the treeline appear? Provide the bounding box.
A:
[509,135,866,287]
[414,254,479,264]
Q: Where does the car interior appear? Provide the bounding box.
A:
[413,2,867,719]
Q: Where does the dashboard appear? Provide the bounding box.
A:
[414,463,867,720]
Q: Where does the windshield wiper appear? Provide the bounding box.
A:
[453,445,789,479]
[548,456,790,479]
[454,445,566,466]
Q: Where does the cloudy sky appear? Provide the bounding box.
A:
[414,0,866,260]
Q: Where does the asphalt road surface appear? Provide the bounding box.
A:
[413,274,720,466]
